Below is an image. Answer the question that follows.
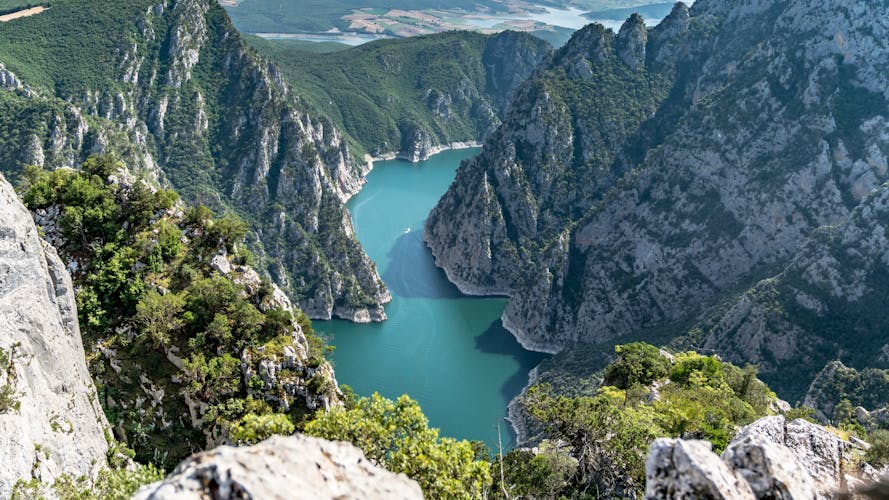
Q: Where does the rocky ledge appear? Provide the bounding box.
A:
[134,434,423,500]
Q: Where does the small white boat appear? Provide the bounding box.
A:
[404,227,411,234]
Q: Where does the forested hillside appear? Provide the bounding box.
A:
[248,30,551,160]
[0,0,389,322]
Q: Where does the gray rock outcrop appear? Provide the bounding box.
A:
[646,416,870,499]
[646,439,755,499]
[0,174,109,497]
[133,434,424,500]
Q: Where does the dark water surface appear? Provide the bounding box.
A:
[318,148,547,450]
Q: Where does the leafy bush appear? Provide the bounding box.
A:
[306,393,492,499]
[50,465,164,500]
[491,443,576,499]
[229,413,295,445]
[603,342,671,389]
[866,429,889,467]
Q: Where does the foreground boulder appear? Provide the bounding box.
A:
[646,439,755,499]
[646,416,875,499]
[134,434,423,499]
[0,174,109,496]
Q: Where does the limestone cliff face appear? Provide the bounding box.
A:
[0,0,389,322]
[133,435,423,500]
[425,0,889,358]
[0,175,109,497]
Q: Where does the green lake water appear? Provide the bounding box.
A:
[318,148,547,450]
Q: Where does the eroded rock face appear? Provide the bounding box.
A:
[133,435,424,500]
[645,439,755,499]
[699,184,889,399]
[0,174,109,497]
[723,418,819,498]
[646,416,871,500]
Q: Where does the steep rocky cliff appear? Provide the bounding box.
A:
[0,174,109,497]
[249,30,552,162]
[425,0,889,387]
[0,0,388,322]
[133,434,423,500]
[690,184,889,399]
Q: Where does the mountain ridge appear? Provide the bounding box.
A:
[425,0,889,402]
[0,0,389,322]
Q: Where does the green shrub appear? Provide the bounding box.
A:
[229,413,295,445]
[306,393,492,499]
[492,443,576,499]
[670,352,724,386]
[603,342,671,389]
[523,344,779,495]
[866,429,889,467]
[21,156,336,468]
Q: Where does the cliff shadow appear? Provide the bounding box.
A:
[382,227,464,299]
[475,319,550,404]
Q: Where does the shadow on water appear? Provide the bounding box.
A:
[382,227,464,299]
[476,320,550,404]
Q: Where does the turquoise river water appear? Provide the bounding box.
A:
[318,148,547,450]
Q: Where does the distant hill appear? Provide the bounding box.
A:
[248,30,551,159]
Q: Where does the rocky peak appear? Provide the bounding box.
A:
[134,434,423,499]
[0,174,109,497]
[556,23,612,66]
[647,3,690,66]
[616,13,648,69]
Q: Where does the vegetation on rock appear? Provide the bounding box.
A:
[504,343,779,497]
[0,343,21,413]
[248,30,550,159]
[21,155,338,469]
[0,0,389,322]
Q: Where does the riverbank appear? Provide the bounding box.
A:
[364,140,482,168]
[343,140,483,204]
